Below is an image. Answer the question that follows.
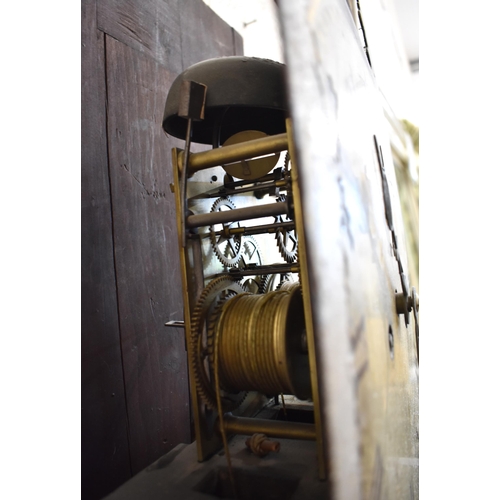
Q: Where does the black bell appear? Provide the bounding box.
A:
[162,56,288,146]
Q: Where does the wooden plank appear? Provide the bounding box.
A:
[97,0,183,74]
[279,1,419,499]
[179,0,236,69]
[96,0,241,88]
[81,1,132,498]
[232,27,244,56]
[105,35,192,475]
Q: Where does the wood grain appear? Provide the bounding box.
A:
[105,35,192,474]
[84,0,245,486]
[97,0,183,74]
[179,0,236,69]
[280,0,419,498]
[232,27,244,57]
[81,1,132,498]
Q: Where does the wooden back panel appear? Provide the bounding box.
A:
[82,1,243,497]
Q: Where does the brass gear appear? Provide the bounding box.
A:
[190,276,248,411]
[241,278,262,294]
[282,151,290,173]
[233,235,267,293]
[209,197,243,268]
[274,194,298,263]
[239,235,262,267]
[259,269,298,294]
[278,280,301,292]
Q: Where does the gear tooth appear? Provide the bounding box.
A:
[210,197,244,268]
[206,294,248,409]
[283,151,290,171]
[242,235,261,263]
[261,269,298,293]
[189,276,229,408]
[274,195,298,263]
[236,235,263,280]
[259,274,270,294]
[276,276,288,290]
[276,226,298,263]
[190,276,246,411]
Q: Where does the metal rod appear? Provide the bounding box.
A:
[226,171,280,188]
[186,201,288,228]
[190,177,287,200]
[164,320,185,328]
[190,180,286,200]
[180,119,193,247]
[182,133,289,174]
[191,235,206,307]
[219,415,316,441]
[201,220,295,239]
[225,263,299,278]
[226,220,295,237]
[218,179,287,198]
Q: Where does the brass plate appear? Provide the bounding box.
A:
[222,130,280,180]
